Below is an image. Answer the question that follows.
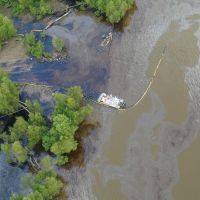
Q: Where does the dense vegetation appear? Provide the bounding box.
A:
[0,0,134,23]
[43,86,93,165]
[0,69,93,198]
[24,32,45,59]
[0,69,19,114]
[79,0,134,23]
[0,100,48,164]
[0,14,16,48]
[24,33,65,59]
[0,86,92,166]
[52,37,64,53]
[0,0,51,19]
[10,156,63,200]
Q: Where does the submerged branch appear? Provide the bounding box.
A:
[29,156,41,171]
[0,109,24,120]
[19,102,30,114]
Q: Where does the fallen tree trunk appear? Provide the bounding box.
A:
[44,9,72,30]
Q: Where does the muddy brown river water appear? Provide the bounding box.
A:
[65,1,200,200]
[1,0,200,200]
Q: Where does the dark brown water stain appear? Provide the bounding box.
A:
[77,3,137,31]
[54,189,68,200]
[148,22,199,124]
[114,3,137,32]
[54,175,68,200]
[65,121,100,168]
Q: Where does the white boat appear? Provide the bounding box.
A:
[97,93,126,109]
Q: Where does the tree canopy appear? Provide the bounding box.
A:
[42,86,93,165]
[0,101,47,164]
[0,72,93,199]
[0,69,19,114]
[0,14,16,48]
[0,78,93,166]
[24,33,45,59]
[0,0,51,20]
[52,37,64,53]
[80,0,134,23]
[10,159,63,200]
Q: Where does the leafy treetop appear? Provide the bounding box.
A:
[0,0,51,20]
[42,86,93,165]
[0,14,16,48]
[80,0,134,23]
[0,69,19,115]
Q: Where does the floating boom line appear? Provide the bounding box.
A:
[0,47,167,119]
[120,46,167,110]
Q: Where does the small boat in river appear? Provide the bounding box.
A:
[97,93,126,109]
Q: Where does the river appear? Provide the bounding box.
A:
[64,0,200,200]
[1,0,200,200]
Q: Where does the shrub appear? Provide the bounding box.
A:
[11,141,28,163]
[24,33,44,59]
[79,0,134,23]
[0,69,19,114]
[0,84,92,166]
[0,14,16,48]
[10,168,63,200]
[0,0,51,20]
[52,37,64,53]
[0,71,93,199]
[42,86,93,165]
[0,101,47,164]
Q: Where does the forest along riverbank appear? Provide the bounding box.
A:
[0,5,113,200]
[63,1,200,200]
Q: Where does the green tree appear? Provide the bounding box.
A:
[0,0,51,20]
[24,33,45,59]
[80,0,134,23]
[0,99,48,164]
[41,156,54,171]
[0,14,16,48]
[42,86,92,165]
[0,69,19,114]
[1,143,12,163]
[56,155,68,166]
[26,111,47,150]
[10,193,23,200]
[32,170,63,199]
[11,141,27,163]
[10,169,63,200]
[10,117,28,142]
[52,37,64,53]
